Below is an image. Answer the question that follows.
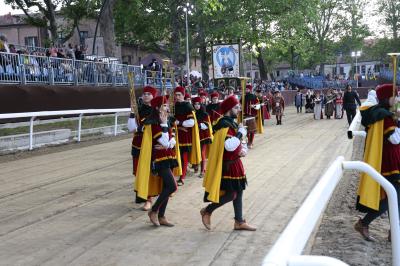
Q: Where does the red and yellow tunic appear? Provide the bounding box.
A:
[381,117,400,178]
[151,123,178,171]
[196,108,212,145]
[221,127,246,192]
[175,102,195,152]
[244,93,259,117]
[131,104,153,158]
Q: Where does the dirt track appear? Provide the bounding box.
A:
[0,107,354,266]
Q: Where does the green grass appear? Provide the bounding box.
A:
[0,116,129,137]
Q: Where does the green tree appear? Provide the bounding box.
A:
[378,0,400,40]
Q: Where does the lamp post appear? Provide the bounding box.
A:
[183,3,194,86]
[351,50,362,88]
[250,45,253,86]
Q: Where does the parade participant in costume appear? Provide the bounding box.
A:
[272,90,285,125]
[305,89,314,113]
[294,89,303,113]
[174,86,202,185]
[354,84,400,242]
[192,97,213,177]
[324,89,336,119]
[185,93,192,103]
[201,95,256,231]
[361,89,378,107]
[127,86,158,210]
[313,91,323,120]
[199,90,208,105]
[334,90,344,119]
[135,95,178,227]
[255,89,269,125]
[206,92,221,124]
[243,85,263,148]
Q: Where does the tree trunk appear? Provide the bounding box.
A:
[290,45,295,70]
[44,0,58,44]
[256,47,268,80]
[99,0,121,59]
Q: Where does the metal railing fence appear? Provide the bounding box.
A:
[262,156,400,266]
[0,108,131,150]
[0,51,147,87]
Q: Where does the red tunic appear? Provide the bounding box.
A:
[220,126,246,191]
[131,104,153,158]
[196,110,212,144]
[151,124,178,170]
[175,102,195,151]
[244,93,259,117]
[381,117,400,177]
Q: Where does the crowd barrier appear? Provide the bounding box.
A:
[0,108,131,150]
[288,75,357,90]
[264,111,399,266]
[0,52,151,87]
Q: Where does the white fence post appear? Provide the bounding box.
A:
[77,113,83,142]
[342,161,400,266]
[114,112,119,136]
[29,116,35,150]
[347,110,366,139]
[263,156,345,266]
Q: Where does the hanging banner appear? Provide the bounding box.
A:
[212,44,240,79]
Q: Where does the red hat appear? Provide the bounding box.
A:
[185,93,191,99]
[246,84,252,91]
[210,92,219,99]
[174,86,185,95]
[151,95,169,108]
[143,86,158,97]
[198,88,205,94]
[376,84,396,101]
[219,95,239,114]
[192,96,202,104]
[199,91,208,97]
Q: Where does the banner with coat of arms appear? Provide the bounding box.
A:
[212,44,240,79]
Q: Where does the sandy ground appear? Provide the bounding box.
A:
[311,136,393,266]
[0,107,355,266]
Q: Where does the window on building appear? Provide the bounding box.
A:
[340,67,344,75]
[276,70,280,77]
[374,64,380,73]
[79,31,89,39]
[332,67,337,75]
[361,65,366,74]
[24,36,38,47]
[246,72,251,78]
[255,72,259,79]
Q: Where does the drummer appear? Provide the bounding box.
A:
[243,85,261,149]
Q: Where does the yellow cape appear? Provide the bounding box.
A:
[357,106,384,211]
[134,124,162,200]
[202,127,229,203]
[256,108,264,134]
[189,111,202,165]
[173,124,183,176]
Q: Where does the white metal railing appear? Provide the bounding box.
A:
[0,108,130,150]
[0,51,144,87]
[347,110,366,139]
[262,156,400,266]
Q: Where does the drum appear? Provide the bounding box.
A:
[244,117,257,133]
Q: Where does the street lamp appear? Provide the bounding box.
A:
[351,50,362,88]
[182,3,194,86]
